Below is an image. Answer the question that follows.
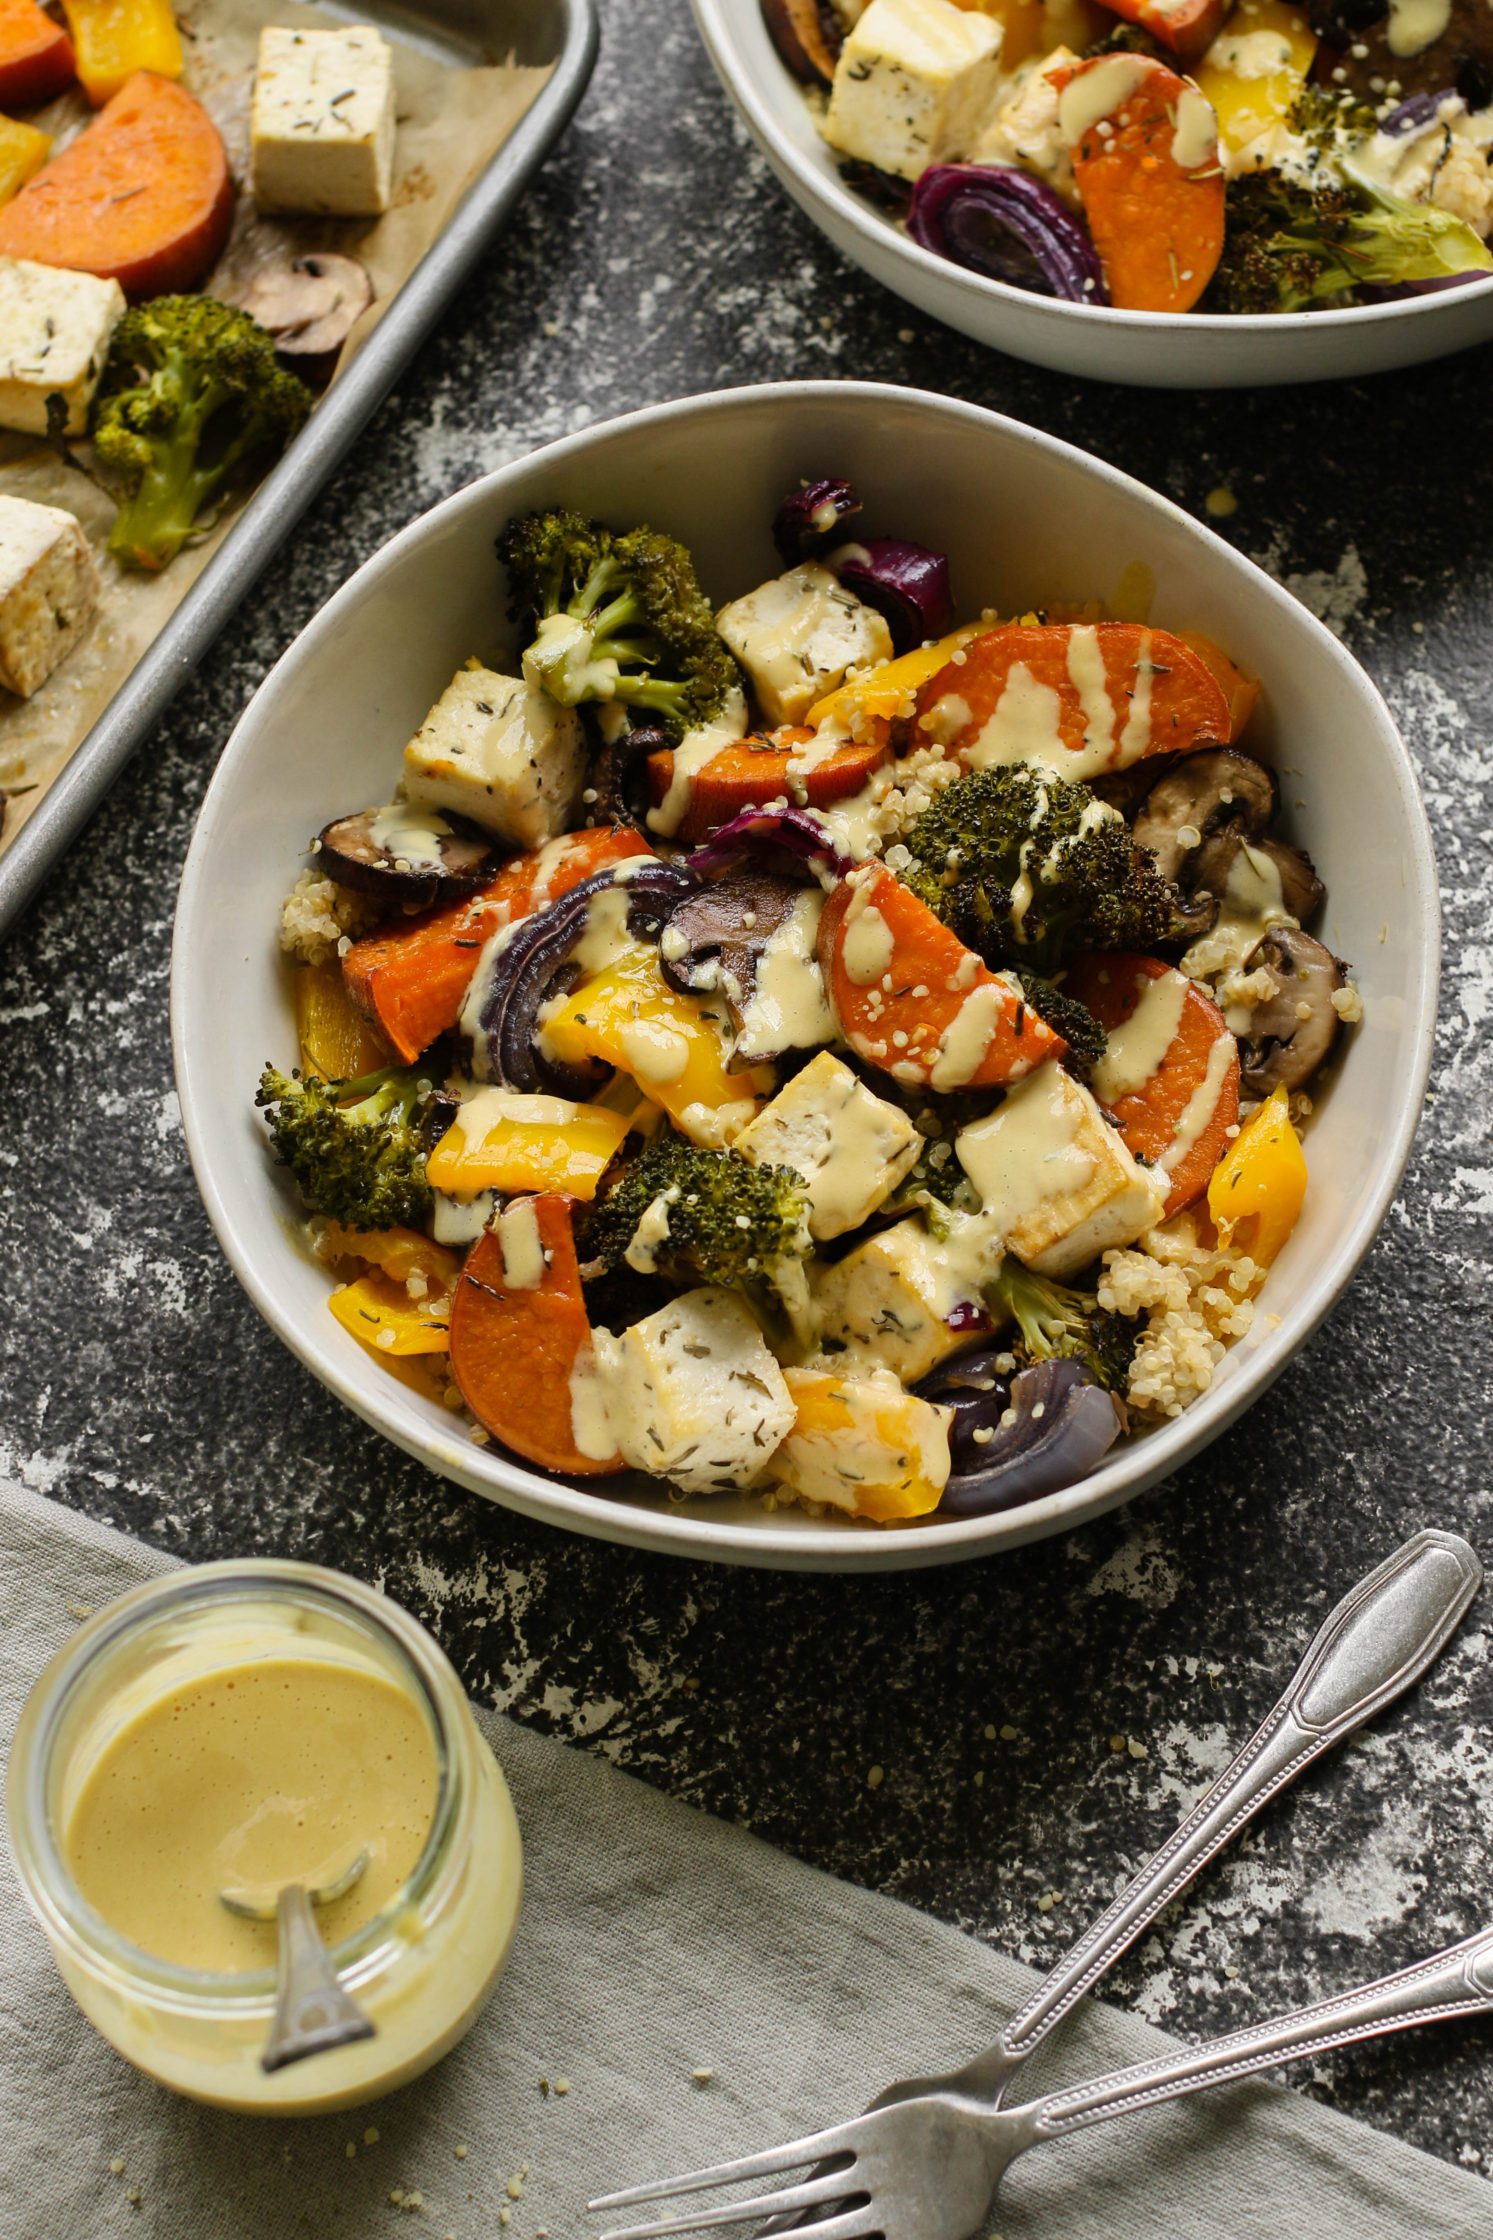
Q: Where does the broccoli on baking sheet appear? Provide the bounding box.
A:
[582,1129,811,1324]
[81,297,311,572]
[256,1064,434,1231]
[498,508,740,741]
[987,1255,1140,1396]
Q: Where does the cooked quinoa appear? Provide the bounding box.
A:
[279,869,381,966]
[1099,1218,1262,1422]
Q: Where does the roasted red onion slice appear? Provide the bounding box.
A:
[908,164,1108,305]
[1377,87,1461,134]
[835,537,953,654]
[686,805,853,879]
[468,860,695,1096]
[772,478,863,564]
[927,1358,1123,1516]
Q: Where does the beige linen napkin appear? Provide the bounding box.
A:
[1,1477,1488,2240]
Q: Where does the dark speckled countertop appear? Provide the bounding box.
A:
[2,0,1491,2194]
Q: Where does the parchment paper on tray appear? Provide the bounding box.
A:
[0,0,550,858]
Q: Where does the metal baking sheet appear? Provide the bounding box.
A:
[0,0,598,940]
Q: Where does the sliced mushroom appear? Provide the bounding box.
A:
[1133,748,1278,886]
[1239,927,1345,1095]
[241,254,373,362]
[761,0,843,81]
[315,805,502,907]
[589,723,670,833]
[659,869,805,1029]
[1255,836,1326,924]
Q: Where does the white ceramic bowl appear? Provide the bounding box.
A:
[172,382,1438,1570]
[690,0,1493,388]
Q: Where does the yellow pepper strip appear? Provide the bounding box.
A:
[317,1221,459,1290]
[329,1270,452,1357]
[60,0,183,102]
[0,116,49,207]
[945,0,1046,66]
[1207,1084,1307,1265]
[772,1369,952,1524]
[540,941,773,1146]
[807,624,984,732]
[428,1095,630,1201]
[295,959,390,1082]
[1194,0,1316,159]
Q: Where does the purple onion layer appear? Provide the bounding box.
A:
[908,164,1107,305]
[687,805,853,879]
[836,538,954,654]
[772,478,863,564]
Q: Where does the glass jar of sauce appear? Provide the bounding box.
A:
[6,1559,522,2113]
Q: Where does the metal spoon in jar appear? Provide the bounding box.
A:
[220,1847,376,2072]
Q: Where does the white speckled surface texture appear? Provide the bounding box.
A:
[0,0,1490,2198]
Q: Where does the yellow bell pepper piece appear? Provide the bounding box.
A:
[61,0,183,103]
[1194,0,1317,159]
[1207,1084,1307,1265]
[807,624,984,732]
[295,959,390,1082]
[540,941,772,1146]
[0,116,49,207]
[428,1094,630,1200]
[773,1369,953,1524]
[329,1270,453,1357]
[944,0,1046,67]
[317,1222,459,1289]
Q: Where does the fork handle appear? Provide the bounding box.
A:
[995,1531,1480,2070]
[1023,1924,1493,2141]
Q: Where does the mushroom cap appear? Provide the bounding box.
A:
[240,254,373,360]
[760,0,842,82]
[1134,748,1278,885]
[659,868,806,1029]
[1239,926,1344,1095]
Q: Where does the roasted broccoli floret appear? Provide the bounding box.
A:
[498,508,740,741]
[987,1255,1139,1395]
[903,765,1180,981]
[1207,163,1493,315]
[256,1064,433,1230]
[583,1129,811,1321]
[87,298,311,571]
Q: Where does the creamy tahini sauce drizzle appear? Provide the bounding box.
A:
[646,687,749,840]
[1057,53,1149,144]
[369,804,453,872]
[930,976,1025,1091]
[1064,625,1116,762]
[840,880,897,987]
[1171,85,1219,171]
[1386,0,1452,55]
[964,662,1067,773]
[496,1197,546,1289]
[955,1063,1098,1238]
[734,892,835,1060]
[568,1341,618,1461]
[1159,1029,1236,1174]
[1182,840,1293,980]
[1091,965,1189,1103]
[455,1087,584,1142]
[616,1016,690,1088]
[965,637,1156,780]
[1118,631,1155,761]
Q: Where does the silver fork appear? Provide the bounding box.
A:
[590,1923,1493,2240]
[589,1529,1481,2237]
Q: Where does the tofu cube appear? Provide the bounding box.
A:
[594,1288,795,1496]
[403,661,586,849]
[810,1213,998,1384]
[734,1050,920,1240]
[955,1059,1165,1278]
[822,0,1005,183]
[251,26,397,218]
[0,496,99,700]
[715,563,892,727]
[0,257,125,438]
[772,1367,951,1522]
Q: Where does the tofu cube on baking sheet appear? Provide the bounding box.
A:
[822,0,1005,184]
[595,1288,796,1497]
[0,257,125,438]
[715,563,893,727]
[811,1213,995,1384]
[251,26,397,219]
[402,661,586,848]
[0,496,100,700]
[956,1059,1165,1278]
[773,1367,952,1522]
[735,1051,921,1240]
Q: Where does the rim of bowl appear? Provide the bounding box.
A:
[689,0,1493,345]
[171,381,1440,1571]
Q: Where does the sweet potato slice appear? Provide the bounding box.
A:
[342,825,652,1066]
[1051,55,1225,313]
[0,71,231,295]
[1068,951,1239,1216]
[0,0,75,108]
[912,622,1235,779]
[1101,0,1229,59]
[819,864,1065,1090]
[647,723,890,844]
[448,1196,624,1477]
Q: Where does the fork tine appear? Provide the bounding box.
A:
[588,2122,858,2214]
[599,2203,873,2240]
[596,2168,863,2240]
